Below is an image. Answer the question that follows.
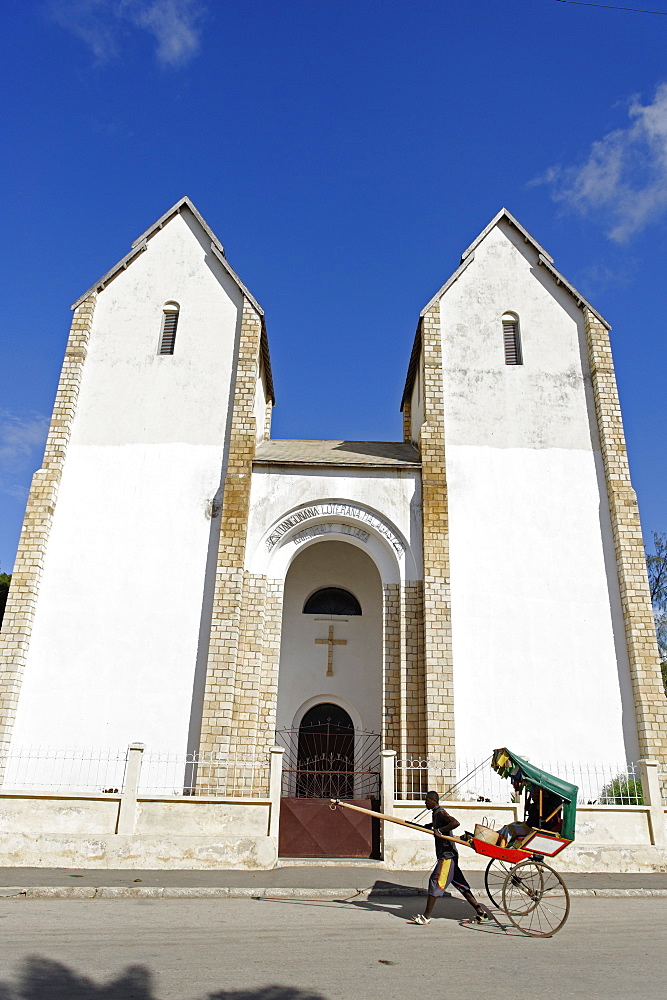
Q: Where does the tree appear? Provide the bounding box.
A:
[646,532,667,694]
[0,572,11,629]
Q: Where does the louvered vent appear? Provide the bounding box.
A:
[159,305,179,355]
[503,319,522,365]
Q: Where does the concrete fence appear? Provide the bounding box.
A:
[0,745,285,870]
[0,745,665,871]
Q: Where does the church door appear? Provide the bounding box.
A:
[278,704,380,858]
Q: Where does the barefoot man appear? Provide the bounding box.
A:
[411,790,489,925]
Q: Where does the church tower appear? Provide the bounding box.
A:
[402,209,667,767]
[0,198,273,756]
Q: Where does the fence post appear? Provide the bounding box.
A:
[117,742,145,836]
[380,750,396,817]
[268,746,285,839]
[638,759,667,847]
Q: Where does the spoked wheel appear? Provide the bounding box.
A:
[484,858,516,908]
[501,859,570,937]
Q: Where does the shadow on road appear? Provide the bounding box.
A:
[0,956,327,1000]
[344,893,472,921]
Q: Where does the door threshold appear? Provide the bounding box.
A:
[277,858,387,867]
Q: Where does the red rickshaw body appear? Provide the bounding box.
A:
[471,838,530,863]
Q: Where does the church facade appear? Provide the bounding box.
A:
[1,198,665,787]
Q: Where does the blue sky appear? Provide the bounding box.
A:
[1,0,666,571]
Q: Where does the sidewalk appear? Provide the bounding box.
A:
[2,866,667,899]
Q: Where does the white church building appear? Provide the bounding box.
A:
[1,197,665,803]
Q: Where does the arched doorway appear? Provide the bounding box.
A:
[296,703,355,798]
[275,538,383,858]
[275,540,383,735]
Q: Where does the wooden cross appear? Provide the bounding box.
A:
[315,625,347,677]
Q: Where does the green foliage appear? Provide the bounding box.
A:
[646,532,667,611]
[646,533,667,696]
[0,573,11,628]
[599,774,643,805]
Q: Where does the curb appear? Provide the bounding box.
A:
[1,886,667,900]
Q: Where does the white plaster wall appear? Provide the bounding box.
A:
[12,209,244,752]
[438,219,637,765]
[275,541,383,734]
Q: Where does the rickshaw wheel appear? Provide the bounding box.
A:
[501,859,570,937]
[484,858,515,908]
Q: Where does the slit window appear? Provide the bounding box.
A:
[159,303,179,355]
[502,314,522,365]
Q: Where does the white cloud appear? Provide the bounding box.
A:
[50,0,205,68]
[0,411,50,500]
[537,83,667,242]
[131,0,201,67]
[50,0,120,62]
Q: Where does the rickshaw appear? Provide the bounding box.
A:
[331,746,578,937]
[471,747,578,936]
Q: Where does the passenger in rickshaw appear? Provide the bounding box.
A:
[496,787,563,848]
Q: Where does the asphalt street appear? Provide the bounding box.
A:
[0,896,664,1000]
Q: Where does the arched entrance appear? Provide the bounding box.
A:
[274,540,383,735]
[296,703,355,799]
[275,539,383,857]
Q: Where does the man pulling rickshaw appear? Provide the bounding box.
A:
[331,747,578,936]
[410,789,490,925]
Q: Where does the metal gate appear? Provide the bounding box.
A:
[275,722,381,858]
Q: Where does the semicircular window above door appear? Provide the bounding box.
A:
[303,588,362,615]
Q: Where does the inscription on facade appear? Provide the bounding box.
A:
[265,502,405,553]
[292,523,370,546]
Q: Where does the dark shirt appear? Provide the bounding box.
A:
[426,806,459,859]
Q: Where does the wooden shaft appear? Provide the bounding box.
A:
[330,798,470,847]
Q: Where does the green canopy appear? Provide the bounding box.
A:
[492,748,578,841]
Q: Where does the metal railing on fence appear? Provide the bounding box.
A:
[394,756,645,805]
[0,745,270,798]
[139,749,269,798]
[0,745,645,806]
[0,746,128,794]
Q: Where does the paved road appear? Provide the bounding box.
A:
[1,865,666,890]
[0,896,664,1000]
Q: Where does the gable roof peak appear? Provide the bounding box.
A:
[71,196,264,318]
[419,206,609,329]
[129,195,225,257]
[461,207,554,264]
[70,197,275,403]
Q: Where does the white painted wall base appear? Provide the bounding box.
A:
[0,796,276,869]
[0,793,666,871]
[0,833,277,870]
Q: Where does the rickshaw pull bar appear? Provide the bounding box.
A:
[329,798,470,847]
